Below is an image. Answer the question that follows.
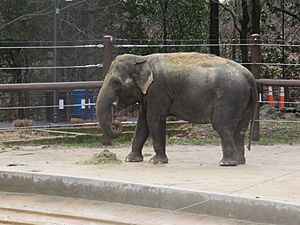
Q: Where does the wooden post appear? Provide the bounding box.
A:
[101,35,113,80]
[100,35,114,145]
[250,33,261,141]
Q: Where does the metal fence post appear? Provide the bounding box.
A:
[250,33,261,141]
[100,35,114,145]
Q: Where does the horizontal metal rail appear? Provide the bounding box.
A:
[0,44,103,49]
[1,63,298,70]
[0,103,96,110]
[1,119,299,131]
[0,79,299,91]
[0,64,103,70]
[0,99,299,111]
[242,62,300,66]
[114,43,300,48]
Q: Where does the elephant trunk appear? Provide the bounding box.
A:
[96,87,122,139]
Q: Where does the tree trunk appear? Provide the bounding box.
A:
[239,0,250,66]
[159,0,168,51]
[251,0,261,34]
[209,0,220,56]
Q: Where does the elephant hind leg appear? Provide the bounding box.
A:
[216,125,239,166]
[212,118,239,166]
[211,104,241,166]
[235,107,252,164]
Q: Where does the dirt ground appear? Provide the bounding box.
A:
[0,144,299,204]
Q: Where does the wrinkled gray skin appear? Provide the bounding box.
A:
[96,53,257,166]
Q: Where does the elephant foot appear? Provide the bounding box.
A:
[149,154,168,164]
[219,157,238,166]
[125,152,143,162]
[237,156,246,164]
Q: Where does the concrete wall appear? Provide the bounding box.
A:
[0,171,299,225]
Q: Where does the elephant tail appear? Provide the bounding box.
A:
[247,79,258,151]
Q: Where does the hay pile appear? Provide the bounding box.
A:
[81,149,122,165]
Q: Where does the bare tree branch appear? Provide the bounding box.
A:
[212,0,241,33]
[271,6,300,22]
[57,17,92,38]
[0,0,85,32]
[0,6,53,31]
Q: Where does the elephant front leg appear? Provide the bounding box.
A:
[148,116,168,164]
[125,107,149,162]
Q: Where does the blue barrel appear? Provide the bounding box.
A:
[72,89,95,119]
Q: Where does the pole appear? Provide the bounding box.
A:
[281,0,285,80]
[250,34,261,141]
[53,0,59,123]
[281,0,289,103]
[101,35,113,80]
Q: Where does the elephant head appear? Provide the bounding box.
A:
[96,54,153,138]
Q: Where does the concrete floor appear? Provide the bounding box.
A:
[0,191,272,225]
[0,144,299,204]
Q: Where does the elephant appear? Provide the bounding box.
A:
[96,52,257,166]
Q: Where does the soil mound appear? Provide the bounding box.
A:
[80,149,121,165]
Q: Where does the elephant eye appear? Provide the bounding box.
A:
[110,77,122,89]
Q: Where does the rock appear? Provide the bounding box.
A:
[260,105,280,119]
[280,107,297,113]
[259,105,299,119]
[282,113,295,119]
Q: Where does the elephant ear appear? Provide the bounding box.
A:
[133,58,153,95]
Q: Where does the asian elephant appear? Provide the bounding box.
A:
[96,53,257,166]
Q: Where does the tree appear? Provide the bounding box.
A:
[252,0,261,34]
[0,0,54,119]
[114,0,209,55]
[209,0,220,55]
[0,0,123,121]
[217,0,261,64]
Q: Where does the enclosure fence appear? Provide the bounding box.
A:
[0,34,299,141]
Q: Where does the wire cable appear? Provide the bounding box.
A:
[258,100,300,104]
[241,62,300,66]
[0,44,103,49]
[0,103,96,110]
[0,64,103,70]
[115,43,300,48]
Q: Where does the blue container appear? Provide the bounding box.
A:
[72,89,95,119]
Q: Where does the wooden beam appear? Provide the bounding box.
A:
[0,81,103,91]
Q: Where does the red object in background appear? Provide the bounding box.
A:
[279,87,285,109]
[267,86,275,108]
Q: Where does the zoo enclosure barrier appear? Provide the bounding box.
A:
[0,34,299,141]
